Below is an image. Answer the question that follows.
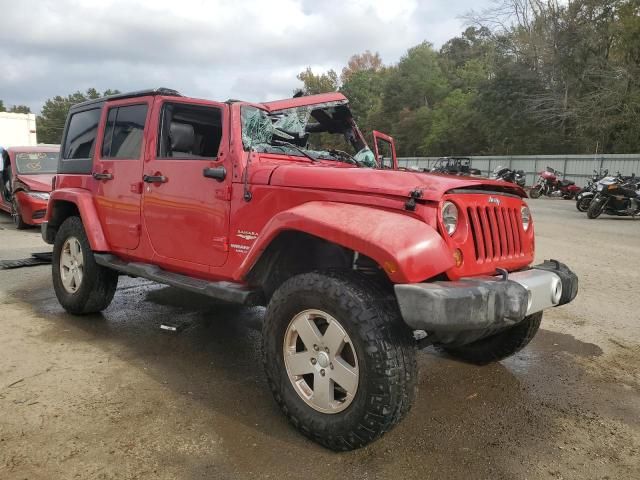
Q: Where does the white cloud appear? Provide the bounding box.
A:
[0,0,491,111]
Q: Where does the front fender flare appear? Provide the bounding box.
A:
[237,201,454,284]
[47,189,109,251]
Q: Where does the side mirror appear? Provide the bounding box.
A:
[372,130,397,170]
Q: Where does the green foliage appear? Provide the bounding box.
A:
[296,0,640,155]
[0,101,31,114]
[36,88,120,144]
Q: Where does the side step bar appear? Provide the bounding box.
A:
[94,254,264,306]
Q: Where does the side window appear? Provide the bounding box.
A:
[63,108,102,159]
[101,104,148,159]
[157,103,222,159]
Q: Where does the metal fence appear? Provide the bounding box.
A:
[398,154,640,187]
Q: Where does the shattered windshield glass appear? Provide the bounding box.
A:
[241,102,376,168]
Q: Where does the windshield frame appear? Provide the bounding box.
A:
[239,102,376,168]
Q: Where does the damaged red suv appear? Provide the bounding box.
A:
[1,145,59,229]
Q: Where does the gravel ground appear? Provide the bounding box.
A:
[0,199,639,480]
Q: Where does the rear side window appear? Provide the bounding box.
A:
[63,108,102,159]
[102,104,148,159]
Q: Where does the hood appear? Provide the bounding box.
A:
[15,174,54,193]
[268,164,526,201]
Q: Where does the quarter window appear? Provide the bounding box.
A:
[101,104,148,159]
[63,108,102,159]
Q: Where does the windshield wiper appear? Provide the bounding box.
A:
[272,140,318,163]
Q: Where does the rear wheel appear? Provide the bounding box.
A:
[11,199,28,229]
[587,197,605,219]
[437,312,543,365]
[262,271,416,451]
[529,185,542,199]
[52,216,118,314]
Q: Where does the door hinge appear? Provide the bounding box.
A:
[215,185,232,201]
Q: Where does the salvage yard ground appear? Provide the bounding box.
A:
[1,199,639,480]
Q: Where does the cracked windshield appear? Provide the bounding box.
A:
[241,102,376,168]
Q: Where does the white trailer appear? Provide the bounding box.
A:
[0,112,37,147]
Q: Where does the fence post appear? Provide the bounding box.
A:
[563,157,567,180]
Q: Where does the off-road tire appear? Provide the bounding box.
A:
[437,312,543,365]
[262,271,417,451]
[52,216,118,314]
[587,197,605,219]
[529,186,542,199]
[11,199,28,229]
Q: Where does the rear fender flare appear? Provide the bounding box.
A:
[237,201,454,284]
[47,189,109,251]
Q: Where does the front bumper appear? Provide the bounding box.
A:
[14,191,49,226]
[394,260,578,333]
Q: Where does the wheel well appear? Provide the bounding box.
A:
[246,230,391,301]
[45,200,80,242]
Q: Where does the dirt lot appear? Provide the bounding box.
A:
[1,200,639,480]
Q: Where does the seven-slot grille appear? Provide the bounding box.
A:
[466,206,524,261]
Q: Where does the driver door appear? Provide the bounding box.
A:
[142,98,231,269]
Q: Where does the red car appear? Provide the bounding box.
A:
[1,145,59,228]
[42,88,577,450]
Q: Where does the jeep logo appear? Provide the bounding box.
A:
[488,196,500,205]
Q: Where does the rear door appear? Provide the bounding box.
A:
[93,98,150,250]
[142,98,230,268]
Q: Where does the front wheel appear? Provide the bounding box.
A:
[262,271,417,451]
[587,197,606,219]
[11,199,28,229]
[437,312,543,365]
[52,216,118,314]
[576,195,592,212]
[529,185,543,199]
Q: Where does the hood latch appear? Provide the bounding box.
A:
[405,188,423,211]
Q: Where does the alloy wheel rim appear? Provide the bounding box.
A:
[283,309,359,414]
[60,237,84,294]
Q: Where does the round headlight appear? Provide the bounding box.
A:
[441,201,458,235]
[521,205,531,231]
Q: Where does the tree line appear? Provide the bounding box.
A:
[298,0,640,156]
[3,0,638,156]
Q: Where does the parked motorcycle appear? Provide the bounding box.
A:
[491,166,526,188]
[586,174,640,219]
[529,166,581,199]
[575,169,608,212]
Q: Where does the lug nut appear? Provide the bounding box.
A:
[311,358,317,365]
[324,347,329,353]
[320,369,325,376]
[329,363,334,369]
[313,345,319,351]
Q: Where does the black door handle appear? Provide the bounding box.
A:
[92,172,113,181]
[203,166,226,182]
[143,174,168,183]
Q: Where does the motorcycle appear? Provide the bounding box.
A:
[529,166,581,199]
[575,169,608,212]
[586,175,640,219]
[491,166,526,188]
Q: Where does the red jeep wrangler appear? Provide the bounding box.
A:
[42,88,577,450]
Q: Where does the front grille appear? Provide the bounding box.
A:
[31,209,46,220]
[467,206,524,261]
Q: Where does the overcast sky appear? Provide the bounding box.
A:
[0,0,491,112]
